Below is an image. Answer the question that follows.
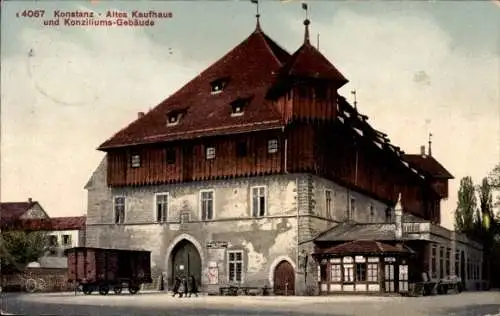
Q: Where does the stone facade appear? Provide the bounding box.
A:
[85,158,395,295]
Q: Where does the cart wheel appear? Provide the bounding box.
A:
[82,285,92,295]
[113,286,122,294]
[25,278,37,293]
[99,285,109,295]
[128,285,140,295]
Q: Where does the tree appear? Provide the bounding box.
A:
[0,230,49,273]
[488,164,500,209]
[454,176,477,235]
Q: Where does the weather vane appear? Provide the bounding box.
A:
[302,2,309,20]
[251,0,260,17]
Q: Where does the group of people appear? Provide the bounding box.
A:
[171,275,198,297]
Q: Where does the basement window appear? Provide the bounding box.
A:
[131,154,141,168]
[210,77,229,94]
[166,148,176,164]
[206,146,216,160]
[268,139,278,154]
[236,141,248,157]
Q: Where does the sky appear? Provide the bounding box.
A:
[1,0,499,230]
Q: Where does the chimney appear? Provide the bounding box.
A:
[420,145,426,157]
[28,197,33,203]
[138,112,145,119]
[394,193,403,239]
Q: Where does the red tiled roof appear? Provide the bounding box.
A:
[404,154,454,179]
[98,26,291,150]
[7,216,86,231]
[48,216,86,230]
[0,202,38,225]
[314,240,410,255]
[279,41,348,85]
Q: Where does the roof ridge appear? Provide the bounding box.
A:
[256,29,285,66]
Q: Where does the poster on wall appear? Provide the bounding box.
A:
[207,261,219,285]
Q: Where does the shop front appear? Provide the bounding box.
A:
[313,240,413,294]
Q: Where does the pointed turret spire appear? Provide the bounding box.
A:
[251,0,261,31]
[302,3,310,44]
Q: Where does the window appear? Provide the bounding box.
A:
[166,148,176,164]
[200,190,214,221]
[167,114,179,125]
[455,251,460,278]
[166,109,187,126]
[251,186,266,217]
[114,196,125,224]
[228,251,243,282]
[385,207,392,223]
[267,139,278,154]
[48,235,58,247]
[349,197,356,220]
[431,245,437,278]
[155,193,168,223]
[236,142,247,157]
[62,234,72,246]
[369,205,375,220]
[320,262,328,282]
[211,78,228,94]
[399,265,409,292]
[446,248,451,277]
[367,263,378,282]
[230,97,251,116]
[330,264,342,282]
[439,246,444,279]
[355,263,367,282]
[206,146,216,160]
[343,264,354,282]
[131,154,141,168]
[325,190,333,219]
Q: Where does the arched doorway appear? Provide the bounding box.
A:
[273,260,295,295]
[170,239,202,290]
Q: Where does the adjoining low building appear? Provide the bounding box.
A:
[1,198,86,269]
[84,7,486,296]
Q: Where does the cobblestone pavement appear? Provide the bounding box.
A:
[1,291,499,316]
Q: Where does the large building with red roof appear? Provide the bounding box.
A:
[85,7,485,295]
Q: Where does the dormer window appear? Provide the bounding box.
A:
[230,96,252,117]
[131,154,141,168]
[210,77,229,94]
[166,108,187,127]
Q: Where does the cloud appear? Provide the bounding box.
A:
[1,16,202,216]
[288,9,500,228]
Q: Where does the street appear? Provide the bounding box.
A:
[1,291,500,316]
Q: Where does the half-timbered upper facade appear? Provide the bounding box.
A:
[84,11,480,296]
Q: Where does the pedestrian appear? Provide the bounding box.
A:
[182,276,189,298]
[188,275,198,297]
[172,276,181,297]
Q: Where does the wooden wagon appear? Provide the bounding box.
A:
[65,247,153,295]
